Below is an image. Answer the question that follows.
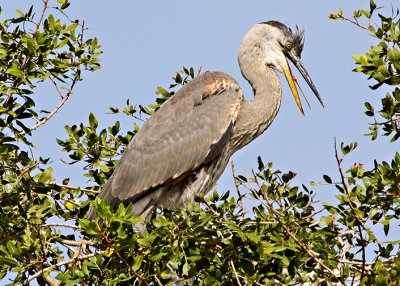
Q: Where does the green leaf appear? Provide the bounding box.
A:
[89,113,98,129]
[100,165,109,172]
[0,144,18,154]
[0,256,18,267]
[282,171,296,183]
[320,215,335,226]
[156,86,170,97]
[246,232,261,243]
[388,47,400,62]
[57,38,69,48]
[132,255,143,272]
[6,67,24,79]
[137,238,152,247]
[323,175,332,184]
[35,167,54,183]
[182,261,189,276]
[152,214,173,228]
[65,22,78,32]
[15,9,24,17]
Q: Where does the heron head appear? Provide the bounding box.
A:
[255,21,324,115]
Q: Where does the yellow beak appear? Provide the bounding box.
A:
[282,59,304,115]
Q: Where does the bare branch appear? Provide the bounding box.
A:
[36,0,49,31]
[230,260,243,286]
[249,170,339,279]
[21,251,103,285]
[42,223,81,230]
[19,76,78,136]
[20,93,69,135]
[231,160,246,220]
[56,183,100,194]
[52,237,94,247]
[336,14,369,30]
[202,200,219,216]
[334,139,366,280]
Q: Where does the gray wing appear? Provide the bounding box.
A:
[94,71,242,213]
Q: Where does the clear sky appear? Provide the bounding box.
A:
[2,1,398,206]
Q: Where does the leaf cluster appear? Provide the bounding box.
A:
[331,1,400,141]
[0,1,101,284]
[67,162,345,285]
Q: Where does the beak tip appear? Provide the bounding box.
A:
[316,95,325,108]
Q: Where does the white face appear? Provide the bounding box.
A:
[238,23,289,75]
[260,25,290,74]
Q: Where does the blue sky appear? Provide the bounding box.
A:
[2,1,398,204]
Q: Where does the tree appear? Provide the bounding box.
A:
[0,1,399,285]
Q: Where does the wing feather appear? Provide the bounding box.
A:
[98,71,242,207]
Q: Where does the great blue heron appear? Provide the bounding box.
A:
[87,20,323,220]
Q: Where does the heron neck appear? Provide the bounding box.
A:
[229,49,282,153]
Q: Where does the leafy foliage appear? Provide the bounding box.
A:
[0,1,102,284]
[0,1,400,285]
[330,2,400,141]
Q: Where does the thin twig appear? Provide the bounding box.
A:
[36,0,49,31]
[56,183,100,194]
[245,221,278,225]
[98,143,123,156]
[96,227,150,285]
[132,114,146,123]
[202,201,219,216]
[197,66,202,76]
[52,237,94,246]
[154,276,163,286]
[42,223,81,230]
[231,160,246,220]
[33,263,60,286]
[4,79,19,107]
[19,77,78,136]
[17,161,40,180]
[19,93,69,135]
[334,139,366,280]
[302,208,325,220]
[230,260,243,286]
[48,74,65,99]
[250,170,338,278]
[42,275,60,286]
[338,259,373,267]
[370,117,400,126]
[22,252,102,285]
[357,223,366,280]
[64,237,87,276]
[336,15,369,30]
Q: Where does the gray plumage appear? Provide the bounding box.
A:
[87,21,323,220]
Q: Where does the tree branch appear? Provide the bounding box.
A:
[19,76,78,136]
[231,160,246,220]
[334,139,367,280]
[56,183,100,194]
[250,170,339,279]
[230,260,243,286]
[42,223,81,230]
[52,237,94,246]
[336,14,369,30]
[36,0,49,31]
[21,252,103,285]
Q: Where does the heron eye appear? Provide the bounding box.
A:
[286,43,293,50]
